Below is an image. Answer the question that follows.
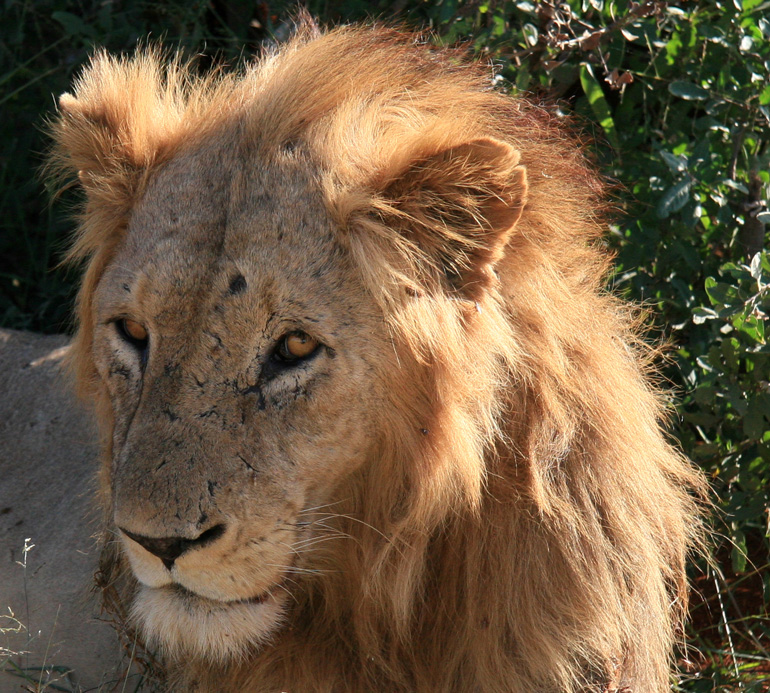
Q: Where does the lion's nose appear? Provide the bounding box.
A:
[120,524,226,570]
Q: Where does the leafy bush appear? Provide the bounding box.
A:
[1,0,767,689]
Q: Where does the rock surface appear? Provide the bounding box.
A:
[0,329,132,692]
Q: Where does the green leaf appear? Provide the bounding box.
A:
[522,23,538,47]
[694,386,716,406]
[657,178,692,218]
[757,392,770,419]
[51,11,95,38]
[669,80,710,100]
[660,150,687,172]
[579,65,620,150]
[744,405,766,440]
[731,532,748,574]
[705,277,742,307]
[698,25,726,42]
[692,306,718,324]
[722,337,740,373]
[739,35,754,52]
[693,442,719,459]
[739,315,766,343]
[723,178,750,194]
[682,411,719,428]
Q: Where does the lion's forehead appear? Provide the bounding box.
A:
[105,145,356,335]
[125,145,336,276]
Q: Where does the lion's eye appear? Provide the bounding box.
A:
[274,332,319,363]
[117,318,149,351]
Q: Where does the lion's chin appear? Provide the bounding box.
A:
[131,583,287,662]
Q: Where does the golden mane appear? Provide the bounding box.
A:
[50,21,706,692]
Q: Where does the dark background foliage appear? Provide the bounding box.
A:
[1,0,768,689]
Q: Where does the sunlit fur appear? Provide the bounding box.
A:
[131,585,286,663]
[49,20,707,693]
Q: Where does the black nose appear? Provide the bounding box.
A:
[120,524,226,570]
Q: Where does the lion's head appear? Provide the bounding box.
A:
[50,22,705,692]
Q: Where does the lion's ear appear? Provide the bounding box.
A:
[51,51,175,205]
[376,138,528,298]
[49,53,178,264]
[55,89,138,199]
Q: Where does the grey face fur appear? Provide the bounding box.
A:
[91,140,390,657]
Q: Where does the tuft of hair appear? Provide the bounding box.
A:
[49,19,707,693]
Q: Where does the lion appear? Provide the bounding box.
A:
[48,21,707,692]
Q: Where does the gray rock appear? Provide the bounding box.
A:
[0,329,133,692]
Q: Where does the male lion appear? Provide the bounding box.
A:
[49,22,706,693]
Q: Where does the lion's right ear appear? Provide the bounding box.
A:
[49,50,187,260]
[50,50,183,204]
[50,86,146,264]
[56,90,128,193]
[53,75,146,201]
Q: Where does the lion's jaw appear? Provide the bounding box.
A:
[93,146,390,661]
[131,585,287,662]
[121,518,295,661]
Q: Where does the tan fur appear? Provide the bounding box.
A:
[49,22,707,692]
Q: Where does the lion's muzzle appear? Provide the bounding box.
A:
[120,523,226,570]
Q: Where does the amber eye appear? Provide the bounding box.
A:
[117,318,149,350]
[275,331,319,363]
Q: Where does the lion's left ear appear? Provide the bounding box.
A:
[374,138,528,298]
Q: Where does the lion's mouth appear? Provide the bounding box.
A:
[169,579,284,608]
[235,590,272,606]
[131,575,291,660]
